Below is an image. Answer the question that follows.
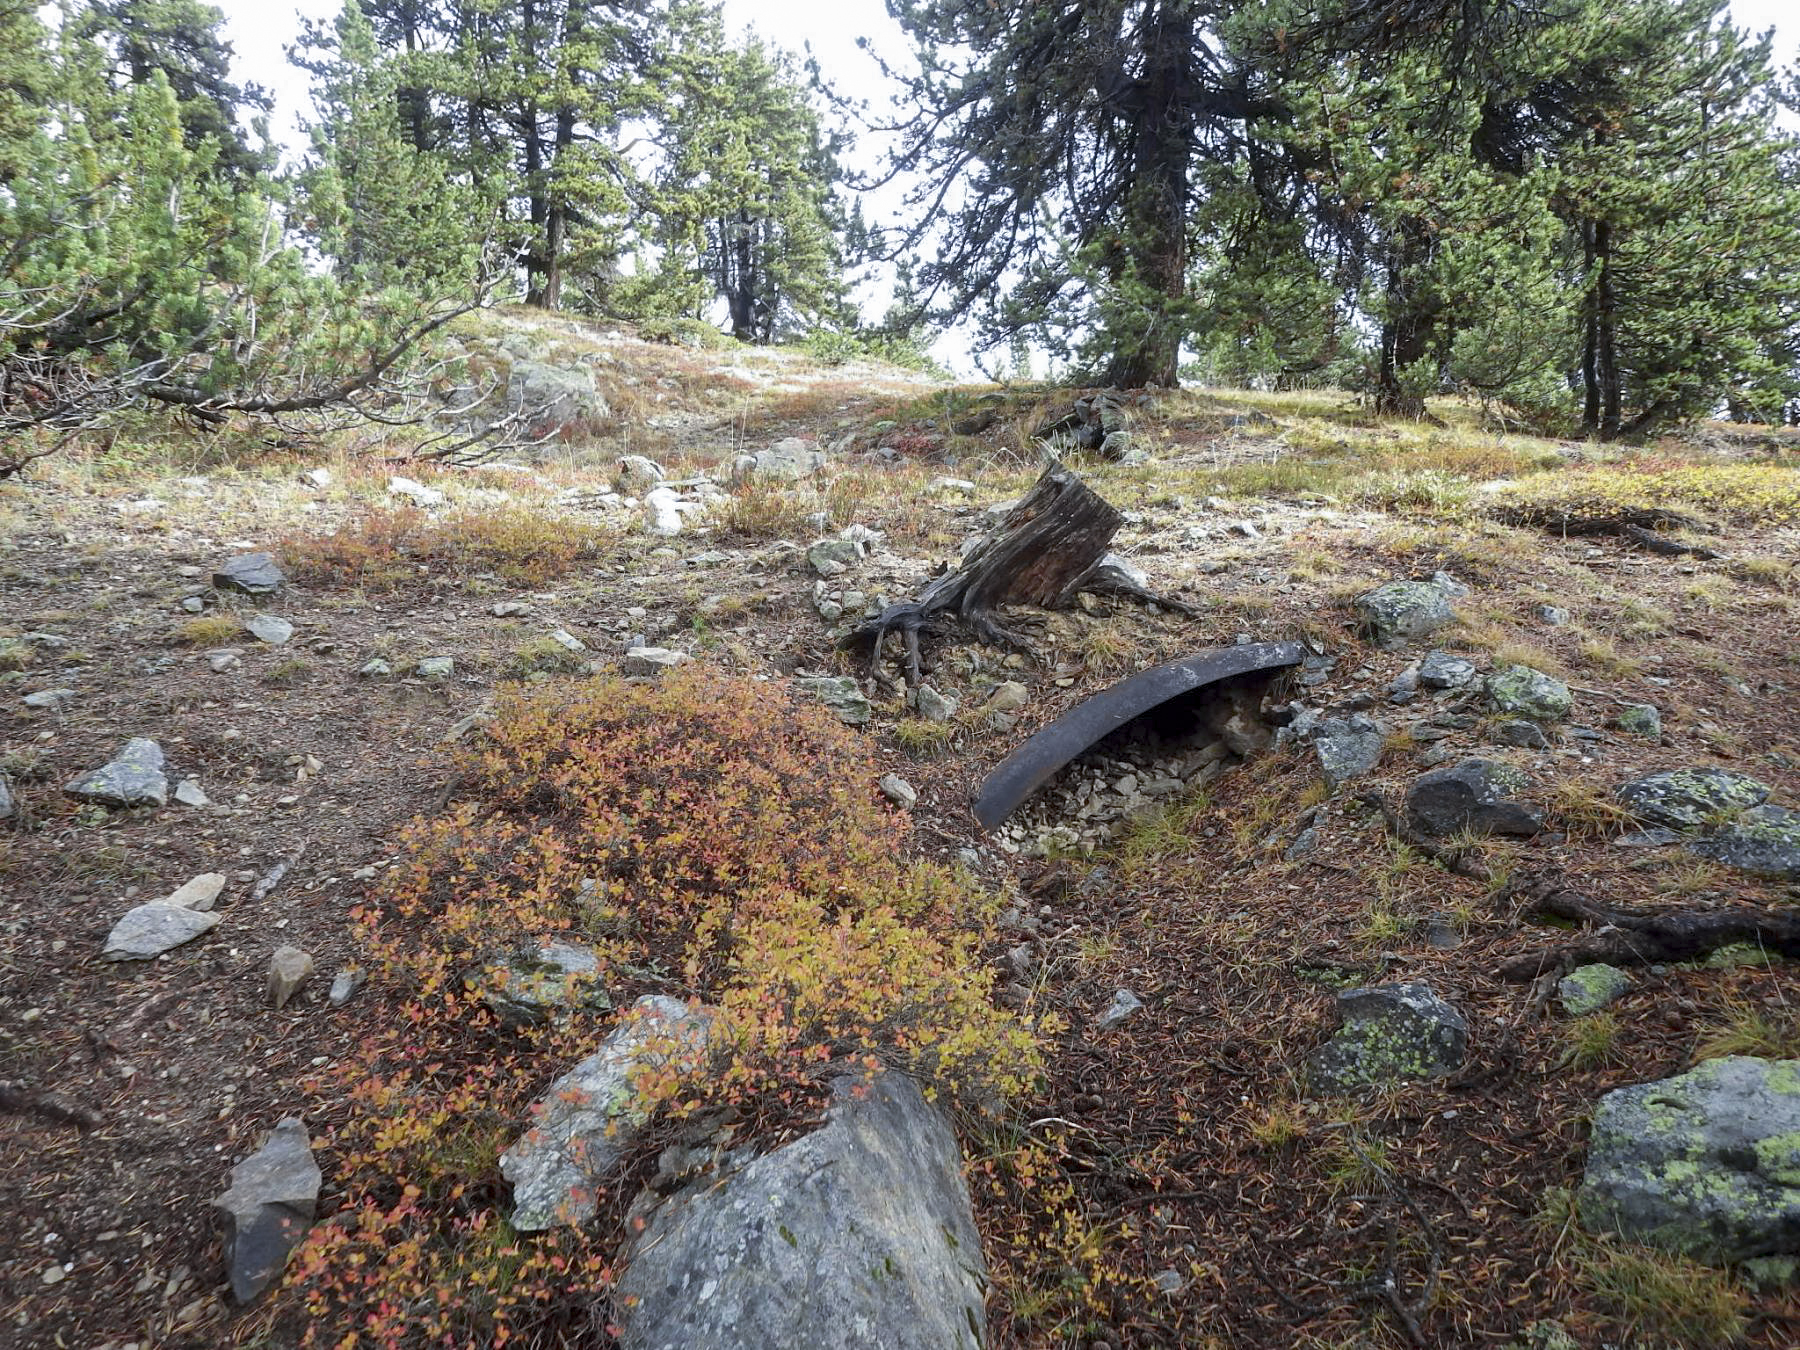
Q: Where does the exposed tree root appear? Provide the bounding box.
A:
[1496,870,1800,980]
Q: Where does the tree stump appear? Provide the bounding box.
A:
[844,461,1122,683]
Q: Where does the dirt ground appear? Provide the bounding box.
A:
[4,320,1800,1349]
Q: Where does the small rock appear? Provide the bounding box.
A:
[415,657,454,679]
[387,475,445,507]
[245,615,293,646]
[213,1118,322,1303]
[102,902,220,960]
[181,595,207,613]
[1307,983,1468,1094]
[549,629,586,653]
[1405,759,1542,837]
[1486,665,1572,721]
[0,777,13,820]
[164,873,226,911]
[492,601,531,617]
[988,681,1030,714]
[916,685,959,723]
[808,538,861,576]
[795,675,872,726]
[1096,988,1144,1031]
[1227,520,1260,538]
[267,947,315,1009]
[1313,714,1386,788]
[642,487,684,536]
[1418,651,1477,689]
[208,650,242,673]
[358,658,392,678]
[174,778,209,808]
[1533,604,1571,626]
[879,774,918,809]
[927,476,976,496]
[1559,964,1631,1016]
[212,553,286,596]
[1614,703,1663,738]
[1493,719,1550,749]
[622,646,691,677]
[66,738,169,808]
[22,688,76,709]
[740,437,826,482]
[616,454,666,494]
[299,468,331,489]
[327,967,366,1008]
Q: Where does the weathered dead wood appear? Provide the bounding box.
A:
[1492,505,1725,560]
[845,461,1122,683]
[1496,870,1800,980]
[0,1080,103,1130]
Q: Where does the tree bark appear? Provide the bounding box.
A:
[1376,221,1436,417]
[844,462,1123,683]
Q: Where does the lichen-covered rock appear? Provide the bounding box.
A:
[509,359,607,437]
[1306,983,1468,1094]
[213,1118,322,1303]
[65,737,169,808]
[1485,665,1573,721]
[740,437,826,482]
[615,1072,986,1350]
[1405,759,1542,837]
[795,674,872,726]
[1616,767,1770,830]
[1312,714,1386,788]
[1353,581,1457,650]
[501,996,714,1231]
[1614,703,1663,738]
[1579,1056,1800,1262]
[1559,964,1631,1016]
[477,939,613,1027]
[1690,805,1800,880]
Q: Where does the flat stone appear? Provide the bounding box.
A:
[1307,983,1468,1094]
[1579,1056,1800,1262]
[66,738,168,808]
[164,873,226,911]
[212,553,286,596]
[492,601,531,617]
[549,628,587,652]
[1097,988,1145,1031]
[879,773,918,808]
[415,657,454,679]
[246,614,294,646]
[741,437,826,482]
[1617,767,1770,830]
[808,538,861,575]
[327,967,366,1008]
[501,996,715,1231]
[213,1118,322,1303]
[1614,827,1683,849]
[1559,964,1631,1016]
[22,688,75,709]
[358,658,392,678]
[1353,581,1457,650]
[267,946,315,1009]
[478,939,611,1027]
[208,651,242,673]
[621,646,690,677]
[174,778,209,808]
[1486,665,1572,721]
[1405,758,1542,837]
[988,680,1030,714]
[102,901,220,960]
[615,1072,984,1350]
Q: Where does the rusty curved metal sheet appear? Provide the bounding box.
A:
[972,641,1305,830]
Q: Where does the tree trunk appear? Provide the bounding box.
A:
[522,100,548,307]
[728,212,756,341]
[1593,219,1621,438]
[1375,221,1435,417]
[845,462,1123,683]
[1100,1,1191,389]
[1581,220,1600,431]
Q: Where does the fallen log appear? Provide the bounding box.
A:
[844,461,1121,683]
[1491,506,1724,560]
[1496,870,1800,980]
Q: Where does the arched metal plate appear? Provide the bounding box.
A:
[972,641,1306,831]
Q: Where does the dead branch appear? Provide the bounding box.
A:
[1491,505,1725,560]
[1496,870,1800,980]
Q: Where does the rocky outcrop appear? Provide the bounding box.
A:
[1580,1056,1800,1262]
[616,1071,987,1350]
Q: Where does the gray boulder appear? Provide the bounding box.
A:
[1313,714,1386,788]
[501,996,715,1231]
[1689,805,1800,880]
[102,901,221,960]
[1580,1056,1800,1262]
[1307,983,1469,1094]
[1493,719,1550,750]
[213,552,286,595]
[616,1072,986,1350]
[916,685,959,723]
[66,738,169,808]
[246,614,294,646]
[1486,665,1573,721]
[1353,581,1457,650]
[213,1118,322,1303]
[1405,759,1541,837]
[1417,650,1477,690]
[741,437,826,483]
[795,674,872,726]
[1617,767,1770,830]
[509,360,606,436]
